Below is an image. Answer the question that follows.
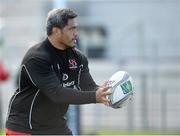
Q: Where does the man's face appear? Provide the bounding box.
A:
[58,18,78,49]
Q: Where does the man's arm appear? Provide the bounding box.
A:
[25,57,96,104]
[79,54,99,91]
[78,55,111,105]
[80,71,98,92]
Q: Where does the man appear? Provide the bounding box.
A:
[5,8,111,135]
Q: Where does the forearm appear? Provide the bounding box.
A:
[80,72,99,91]
[41,84,97,104]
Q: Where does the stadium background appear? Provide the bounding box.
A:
[0,0,180,135]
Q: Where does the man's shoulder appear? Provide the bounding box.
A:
[72,48,89,64]
[73,48,86,58]
[23,39,51,63]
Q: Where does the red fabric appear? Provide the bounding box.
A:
[5,128,31,136]
[0,61,9,81]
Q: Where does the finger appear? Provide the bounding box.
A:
[104,101,110,106]
[104,90,112,95]
[101,89,111,95]
[100,81,110,88]
[105,101,112,106]
[102,81,108,86]
[101,86,111,92]
[102,96,110,103]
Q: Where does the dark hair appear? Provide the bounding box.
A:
[46,8,77,36]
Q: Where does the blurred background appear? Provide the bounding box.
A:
[0,0,180,135]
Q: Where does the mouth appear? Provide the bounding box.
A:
[73,39,77,45]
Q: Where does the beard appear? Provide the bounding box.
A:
[60,40,76,49]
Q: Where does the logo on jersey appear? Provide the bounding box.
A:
[63,81,75,87]
[62,73,68,81]
[62,73,75,87]
[69,59,77,69]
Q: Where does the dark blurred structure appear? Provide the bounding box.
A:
[78,25,107,58]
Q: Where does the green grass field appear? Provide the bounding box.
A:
[83,128,180,135]
[0,130,4,135]
[97,130,180,135]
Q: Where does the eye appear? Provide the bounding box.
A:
[72,26,77,30]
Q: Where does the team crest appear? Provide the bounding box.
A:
[69,59,77,69]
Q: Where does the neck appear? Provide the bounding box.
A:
[48,36,66,50]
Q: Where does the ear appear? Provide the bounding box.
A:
[52,27,62,36]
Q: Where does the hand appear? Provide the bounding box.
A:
[96,82,111,105]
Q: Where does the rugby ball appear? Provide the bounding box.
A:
[107,71,133,109]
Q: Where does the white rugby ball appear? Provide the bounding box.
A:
[107,71,133,109]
